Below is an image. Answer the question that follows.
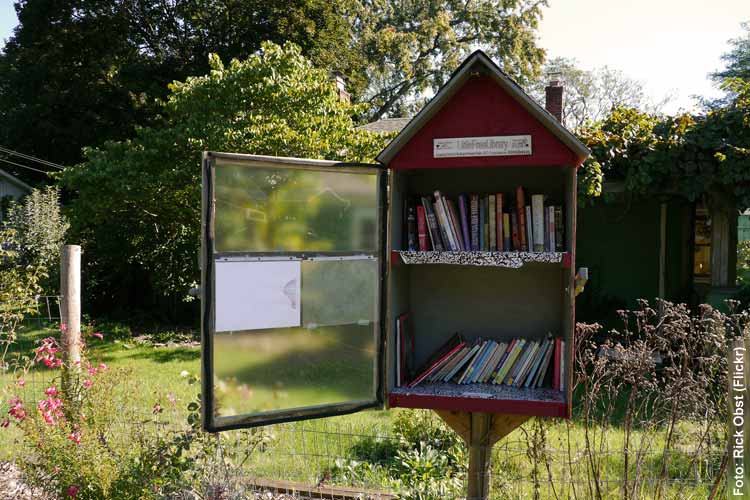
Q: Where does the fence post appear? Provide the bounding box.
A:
[60,245,82,368]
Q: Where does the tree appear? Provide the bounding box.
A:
[712,21,750,83]
[529,57,671,130]
[349,0,548,121]
[0,0,357,179]
[60,42,390,319]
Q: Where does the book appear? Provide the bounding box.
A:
[548,205,556,253]
[482,197,489,251]
[470,195,480,251]
[525,205,533,253]
[543,207,550,252]
[469,340,497,384]
[479,342,505,383]
[535,340,556,388]
[459,340,488,384]
[458,195,472,251]
[496,193,504,251]
[516,187,528,251]
[409,341,465,388]
[531,194,545,252]
[447,200,465,251]
[409,332,463,387]
[479,197,487,251]
[416,205,429,251]
[510,210,520,250]
[508,341,537,386]
[430,346,468,382]
[421,197,444,251]
[433,200,454,251]
[488,195,497,252]
[406,201,417,251]
[525,339,551,388]
[445,342,482,382]
[514,341,541,387]
[494,339,525,384]
[490,339,515,382]
[434,191,459,250]
[502,213,511,250]
[554,206,564,251]
[559,340,566,392]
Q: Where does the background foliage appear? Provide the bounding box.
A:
[60,42,390,320]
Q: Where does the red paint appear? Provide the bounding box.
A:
[388,392,568,418]
[389,75,579,170]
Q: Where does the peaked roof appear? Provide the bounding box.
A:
[376,50,590,165]
[0,168,32,193]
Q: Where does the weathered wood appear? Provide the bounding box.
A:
[247,477,396,499]
[436,411,529,500]
[60,245,82,366]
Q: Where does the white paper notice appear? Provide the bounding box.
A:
[215,260,301,332]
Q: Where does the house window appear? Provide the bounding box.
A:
[693,206,711,284]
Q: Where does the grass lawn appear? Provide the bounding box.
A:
[1,324,725,499]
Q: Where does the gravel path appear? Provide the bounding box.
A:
[0,462,53,500]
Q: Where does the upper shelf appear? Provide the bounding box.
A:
[392,250,570,269]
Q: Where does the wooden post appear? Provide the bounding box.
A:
[60,245,82,366]
[467,413,493,500]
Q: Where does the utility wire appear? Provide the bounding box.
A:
[0,145,65,170]
[0,157,50,175]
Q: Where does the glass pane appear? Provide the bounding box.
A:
[212,258,378,417]
[214,163,379,253]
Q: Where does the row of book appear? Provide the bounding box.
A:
[407,334,566,392]
[405,188,565,253]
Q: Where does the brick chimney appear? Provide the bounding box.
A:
[330,71,350,104]
[545,78,564,123]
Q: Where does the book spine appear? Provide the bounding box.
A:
[491,339,515,382]
[548,205,556,253]
[460,340,488,384]
[489,195,497,251]
[409,342,465,388]
[480,342,504,383]
[553,338,562,391]
[508,341,534,386]
[421,197,444,251]
[525,340,549,388]
[470,195,480,251]
[458,195,472,251]
[515,342,539,387]
[495,339,525,384]
[453,343,482,383]
[510,210,520,250]
[433,200,454,251]
[431,346,466,382]
[434,191,458,250]
[406,202,417,251]
[503,213,511,250]
[531,194,545,252]
[554,206,564,252]
[536,339,556,388]
[444,344,480,382]
[496,193,504,251]
[525,205,533,253]
[416,206,429,251]
[446,200,465,251]
[479,198,487,251]
[516,187,527,251]
[470,341,496,383]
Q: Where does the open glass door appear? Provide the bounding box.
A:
[201,152,387,431]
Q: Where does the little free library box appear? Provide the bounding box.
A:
[200,51,590,432]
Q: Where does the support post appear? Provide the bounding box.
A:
[60,245,82,366]
[467,412,493,500]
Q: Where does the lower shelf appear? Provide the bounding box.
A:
[389,382,568,418]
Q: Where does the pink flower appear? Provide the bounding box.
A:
[91,332,104,340]
[16,379,25,387]
[8,397,25,421]
[83,379,93,388]
[66,484,79,498]
[53,466,60,474]
[68,431,81,445]
[44,386,58,397]
[98,363,108,371]
[87,366,97,376]
[38,397,64,426]
[60,323,67,333]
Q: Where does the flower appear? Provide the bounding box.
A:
[44,386,58,397]
[68,431,81,445]
[60,323,67,333]
[66,484,80,498]
[35,337,62,369]
[38,397,64,426]
[98,363,108,371]
[8,397,25,421]
[83,379,93,388]
[16,379,25,387]
[180,370,190,378]
[91,332,103,340]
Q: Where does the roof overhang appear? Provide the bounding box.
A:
[376,50,591,166]
[0,168,33,193]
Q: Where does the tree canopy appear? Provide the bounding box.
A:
[59,42,390,318]
[712,21,750,83]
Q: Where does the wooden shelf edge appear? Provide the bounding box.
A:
[388,392,568,418]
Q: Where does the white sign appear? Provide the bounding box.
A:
[215,260,301,332]
[433,135,532,158]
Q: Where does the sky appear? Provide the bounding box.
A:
[0,1,748,115]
